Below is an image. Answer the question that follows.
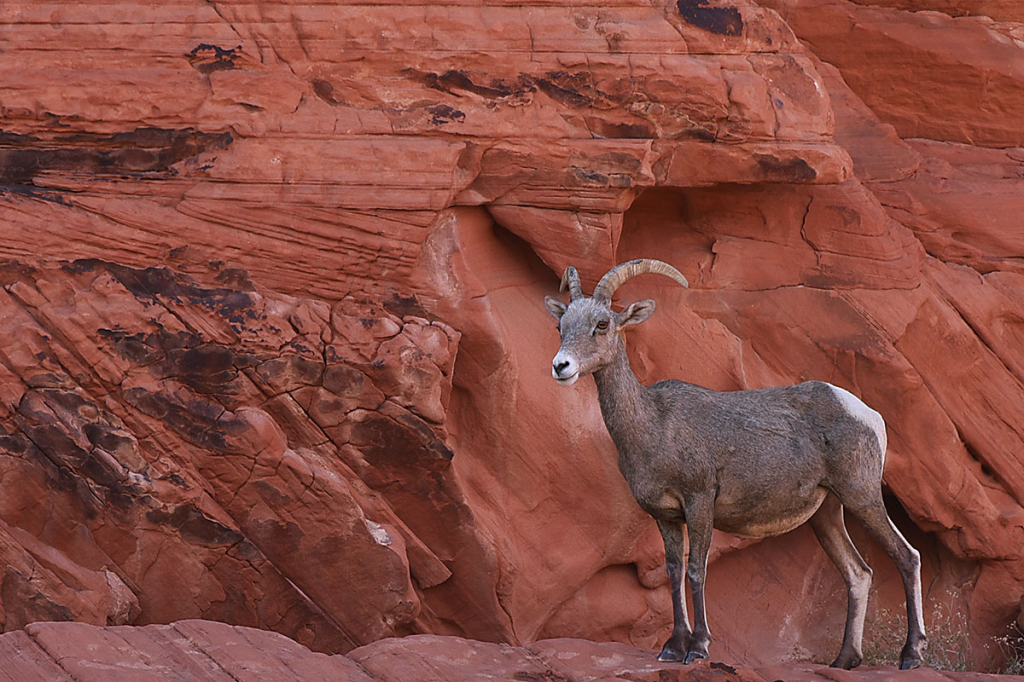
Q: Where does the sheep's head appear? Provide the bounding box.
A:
[544,259,689,385]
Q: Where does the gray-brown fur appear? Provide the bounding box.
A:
[544,260,926,670]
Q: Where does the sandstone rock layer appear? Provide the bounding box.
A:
[2,620,1023,682]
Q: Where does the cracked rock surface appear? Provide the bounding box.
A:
[0,260,487,652]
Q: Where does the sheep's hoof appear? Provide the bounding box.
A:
[657,633,691,662]
[829,652,863,670]
[657,646,684,662]
[899,640,925,670]
[683,650,707,665]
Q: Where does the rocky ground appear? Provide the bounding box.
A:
[2,619,1022,682]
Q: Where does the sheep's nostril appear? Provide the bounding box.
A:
[554,360,570,376]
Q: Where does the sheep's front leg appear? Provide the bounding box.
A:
[684,494,715,663]
[656,519,692,662]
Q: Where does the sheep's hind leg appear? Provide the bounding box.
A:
[655,519,692,662]
[847,494,927,670]
[809,492,872,670]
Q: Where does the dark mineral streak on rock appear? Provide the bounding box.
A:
[677,0,744,37]
[427,105,467,126]
[186,44,243,74]
[0,127,232,192]
[68,260,254,320]
[755,154,817,182]
[145,504,245,548]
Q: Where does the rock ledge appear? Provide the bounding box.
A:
[1,619,1020,682]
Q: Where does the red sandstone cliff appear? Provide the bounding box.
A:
[0,0,1023,674]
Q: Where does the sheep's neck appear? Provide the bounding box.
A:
[592,336,653,463]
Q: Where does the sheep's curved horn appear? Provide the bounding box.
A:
[592,259,688,301]
[560,266,583,301]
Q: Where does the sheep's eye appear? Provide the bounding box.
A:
[595,319,609,332]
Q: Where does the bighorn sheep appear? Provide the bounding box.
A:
[544,259,926,670]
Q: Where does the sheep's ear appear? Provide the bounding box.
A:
[544,296,568,320]
[617,299,655,327]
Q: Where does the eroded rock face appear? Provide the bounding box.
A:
[0,0,1023,673]
[0,260,511,652]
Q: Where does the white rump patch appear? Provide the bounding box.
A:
[827,384,887,458]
